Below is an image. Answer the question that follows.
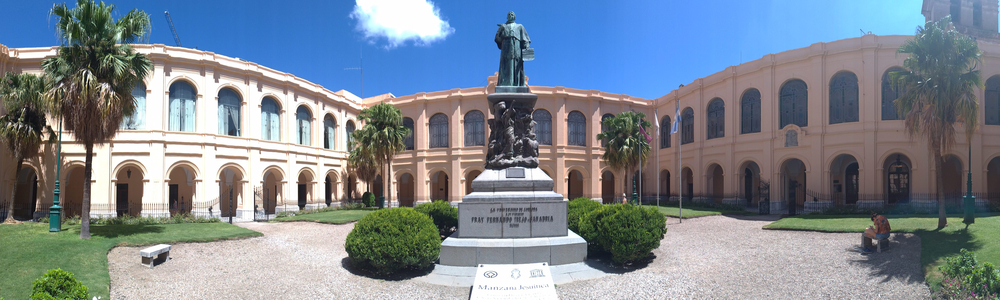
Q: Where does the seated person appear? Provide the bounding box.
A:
[863,212,891,250]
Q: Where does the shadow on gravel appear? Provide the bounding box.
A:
[848,233,928,285]
[719,214,783,222]
[583,251,656,274]
[339,257,435,281]
[91,224,165,238]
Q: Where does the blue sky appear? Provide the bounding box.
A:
[1,0,927,99]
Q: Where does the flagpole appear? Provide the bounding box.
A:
[656,108,660,209]
[677,100,682,222]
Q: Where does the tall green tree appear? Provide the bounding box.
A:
[894,15,981,229]
[597,111,652,202]
[352,103,411,208]
[347,145,379,199]
[0,73,55,221]
[42,0,152,238]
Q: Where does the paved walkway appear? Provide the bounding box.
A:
[108,215,930,299]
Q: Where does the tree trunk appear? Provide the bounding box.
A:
[386,157,393,208]
[5,158,24,222]
[935,147,947,229]
[81,144,93,239]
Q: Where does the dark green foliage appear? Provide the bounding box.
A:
[578,204,666,264]
[345,208,441,274]
[362,192,376,207]
[940,249,1000,298]
[567,197,602,233]
[415,200,458,237]
[30,269,88,300]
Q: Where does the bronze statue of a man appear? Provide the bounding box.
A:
[495,11,530,87]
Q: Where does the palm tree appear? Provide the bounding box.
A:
[42,0,152,238]
[353,103,411,208]
[893,15,981,229]
[0,73,55,221]
[347,144,379,199]
[597,111,652,203]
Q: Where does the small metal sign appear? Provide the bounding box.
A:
[507,168,525,178]
[471,263,557,300]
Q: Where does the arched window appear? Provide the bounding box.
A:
[660,116,671,148]
[986,76,1000,125]
[346,121,356,151]
[260,97,280,141]
[568,111,587,146]
[882,68,906,120]
[681,108,694,144]
[975,1,983,27]
[464,110,485,146]
[324,115,336,150]
[779,79,808,128]
[952,0,962,23]
[706,98,725,139]
[532,109,552,145]
[403,117,414,150]
[740,88,761,134]
[600,113,614,147]
[829,72,859,124]
[218,88,241,136]
[168,81,196,132]
[122,82,146,130]
[296,106,311,146]
[429,113,449,148]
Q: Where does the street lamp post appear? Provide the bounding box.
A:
[964,144,975,224]
[49,118,63,232]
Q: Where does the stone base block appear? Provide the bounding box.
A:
[769,201,786,214]
[804,201,833,213]
[439,230,587,267]
[722,198,745,207]
[857,200,884,209]
[692,197,713,204]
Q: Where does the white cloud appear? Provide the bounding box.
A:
[350,0,455,48]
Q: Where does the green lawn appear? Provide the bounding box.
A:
[0,222,261,300]
[765,213,1000,289]
[653,204,752,218]
[274,209,373,224]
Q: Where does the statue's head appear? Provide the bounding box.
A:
[507,11,516,22]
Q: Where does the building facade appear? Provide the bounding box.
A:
[4,0,1000,219]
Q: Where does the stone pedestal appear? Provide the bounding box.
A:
[441,167,587,267]
[438,89,587,270]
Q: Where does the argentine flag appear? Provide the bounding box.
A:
[670,105,680,134]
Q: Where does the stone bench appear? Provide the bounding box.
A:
[862,234,890,253]
[140,244,171,269]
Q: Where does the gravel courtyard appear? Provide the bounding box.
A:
[108,215,930,299]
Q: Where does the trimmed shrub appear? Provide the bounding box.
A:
[567,197,602,233]
[345,208,441,274]
[362,192,376,207]
[30,268,88,300]
[578,204,666,264]
[415,200,458,237]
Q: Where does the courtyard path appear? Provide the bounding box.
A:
[555,215,931,300]
[108,215,930,299]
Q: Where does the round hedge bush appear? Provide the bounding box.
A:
[578,204,666,264]
[345,208,441,274]
[30,268,88,300]
[414,200,458,237]
[567,197,602,233]
[361,191,376,207]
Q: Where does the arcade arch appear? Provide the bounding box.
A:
[114,163,146,217]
